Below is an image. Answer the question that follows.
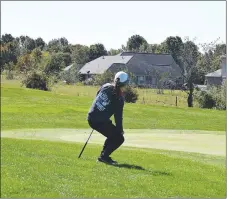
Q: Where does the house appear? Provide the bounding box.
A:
[79,52,182,87]
[205,55,226,86]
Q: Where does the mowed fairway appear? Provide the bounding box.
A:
[1,129,226,156]
[1,80,226,198]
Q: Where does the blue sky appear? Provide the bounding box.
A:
[1,1,226,50]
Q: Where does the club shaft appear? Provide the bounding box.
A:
[78,129,94,158]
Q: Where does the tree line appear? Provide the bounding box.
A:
[1,33,225,76]
[1,33,226,108]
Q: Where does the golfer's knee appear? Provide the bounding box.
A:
[119,135,124,145]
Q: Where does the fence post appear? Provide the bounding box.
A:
[176,96,178,107]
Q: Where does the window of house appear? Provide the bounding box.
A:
[138,76,145,81]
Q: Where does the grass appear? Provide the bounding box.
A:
[1,77,191,107]
[1,138,226,198]
[1,84,225,131]
[51,83,190,107]
[1,79,226,198]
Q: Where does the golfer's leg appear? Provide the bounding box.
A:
[102,124,125,157]
[88,120,113,157]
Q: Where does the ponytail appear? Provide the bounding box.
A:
[114,78,121,96]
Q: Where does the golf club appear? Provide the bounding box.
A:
[78,129,94,158]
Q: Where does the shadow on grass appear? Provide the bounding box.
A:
[111,163,171,176]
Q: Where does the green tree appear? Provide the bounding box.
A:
[71,44,90,64]
[88,43,107,61]
[4,61,15,79]
[60,63,82,84]
[35,37,46,50]
[47,37,69,53]
[126,35,148,52]
[214,44,226,56]
[24,36,36,51]
[1,34,15,44]
[108,49,121,55]
[61,52,72,66]
[181,40,200,107]
[31,48,43,63]
[164,36,200,107]
[44,53,65,76]
[16,53,34,73]
[1,40,19,72]
[164,36,184,66]
[197,42,225,79]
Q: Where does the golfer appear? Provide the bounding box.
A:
[87,71,129,165]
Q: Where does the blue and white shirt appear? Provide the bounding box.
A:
[87,83,124,132]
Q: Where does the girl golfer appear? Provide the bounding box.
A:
[87,71,129,165]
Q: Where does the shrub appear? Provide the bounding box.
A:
[60,63,82,84]
[22,71,49,91]
[124,86,139,103]
[194,90,215,109]
[93,71,114,86]
[195,81,226,110]
[4,62,15,80]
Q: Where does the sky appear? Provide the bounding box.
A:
[1,1,226,50]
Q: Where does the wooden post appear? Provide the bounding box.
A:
[176,96,178,107]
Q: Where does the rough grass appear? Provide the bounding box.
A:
[1,77,191,107]
[1,85,225,131]
[1,138,226,198]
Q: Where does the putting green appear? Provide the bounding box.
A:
[1,128,225,156]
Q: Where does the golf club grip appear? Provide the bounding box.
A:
[78,129,94,158]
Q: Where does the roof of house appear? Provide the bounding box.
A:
[79,52,181,77]
[205,69,222,77]
[79,55,133,74]
[120,52,174,67]
[120,52,181,76]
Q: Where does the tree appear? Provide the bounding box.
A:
[16,53,34,73]
[108,49,121,55]
[60,63,82,84]
[1,34,15,44]
[4,61,15,79]
[31,48,43,63]
[165,36,200,107]
[88,43,107,61]
[1,40,19,72]
[44,53,65,76]
[62,45,72,53]
[60,52,72,66]
[24,36,36,51]
[71,44,90,65]
[47,37,69,53]
[196,42,225,81]
[59,37,69,46]
[214,44,226,56]
[35,37,46,50]
[180,39,200,107]
[126,35,148,52]
[164,36,184,67]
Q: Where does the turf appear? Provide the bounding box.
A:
[1,86,225,131]
[1,128,225,156]
[1,138,226,198]
[1,80,226,198]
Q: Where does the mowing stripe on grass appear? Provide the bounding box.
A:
[2,128,225,156]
